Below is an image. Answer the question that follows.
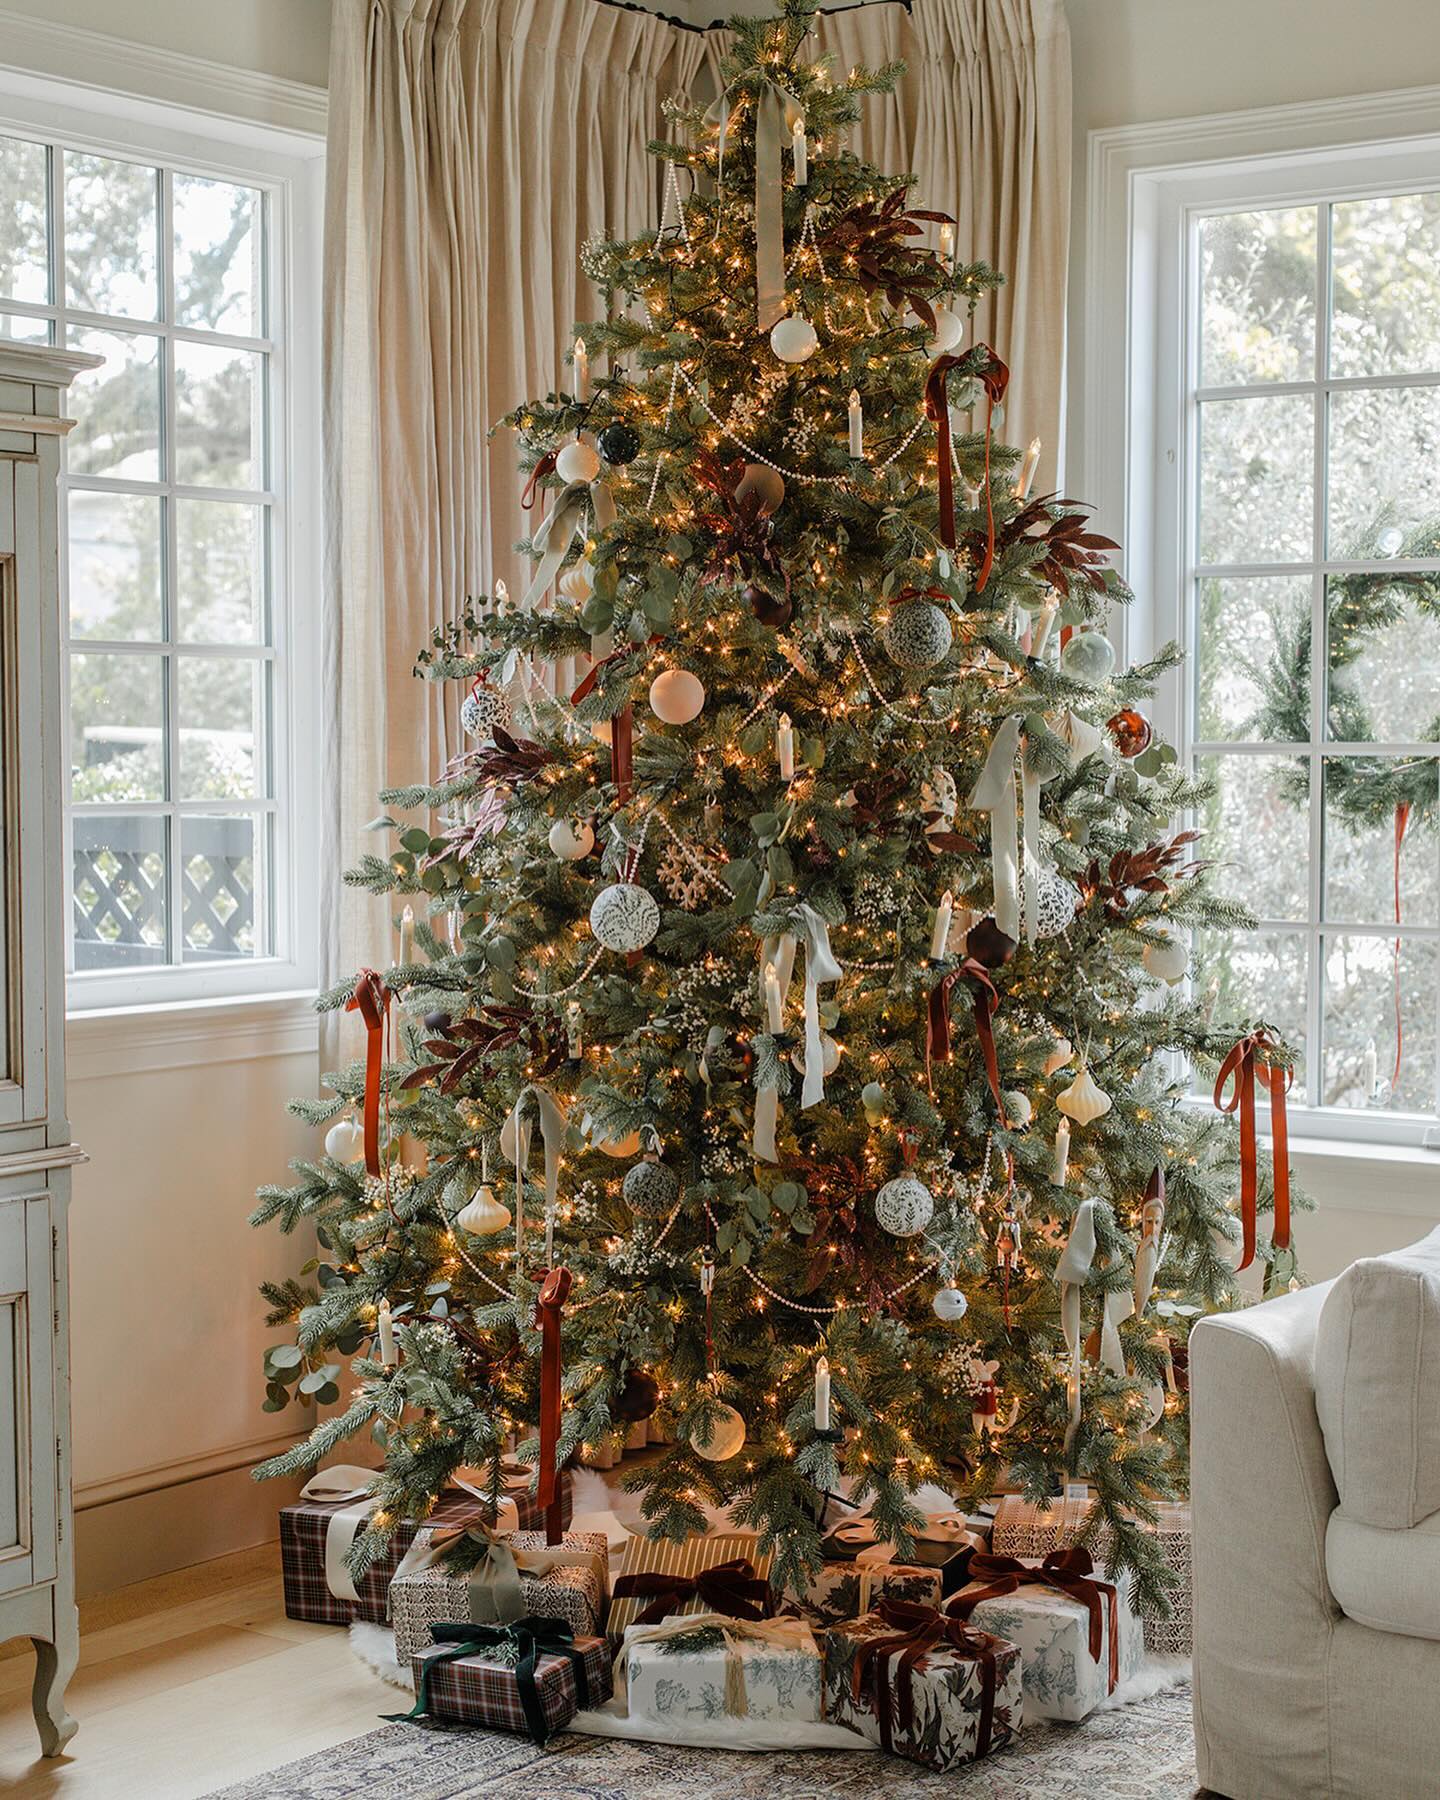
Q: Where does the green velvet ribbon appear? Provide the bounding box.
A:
[386,1613,591,1745]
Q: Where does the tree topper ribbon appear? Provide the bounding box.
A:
[968,714,1052,946]
[706,80,804,332]
[345,970,391,1177]
[851,1597,1002,1759]
[1213,1028,1292,1272]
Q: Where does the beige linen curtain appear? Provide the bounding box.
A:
[797,0,1070,485]
[323,0,706,994]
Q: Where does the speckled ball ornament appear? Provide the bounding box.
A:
[460,684,512,740]
[596,421,640,466]
[691,1402,747,1461]
[589,881,661,953]
[874,1174,935,1237]
[881,601,953,671]
[555,437,601,484]
[1060,628,1117,685]
[933,1285,970,1322]
[769,314,818,363]
[548,817,595,861]
[622,1156,680,1217]
[1019,866,1082,939]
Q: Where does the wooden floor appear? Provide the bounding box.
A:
[0,1545,396,1799]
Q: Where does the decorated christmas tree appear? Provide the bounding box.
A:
[253,0,1301,1610]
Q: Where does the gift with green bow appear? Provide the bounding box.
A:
[393,1614,612,1743]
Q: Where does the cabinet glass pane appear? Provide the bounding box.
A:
[178,657,262,799]
[1198,394,1314,565]
[64,150,158,320]
[67,491,163,642]
[1330,193,1440,379]
[71,812,168,970]
[69,650,165,801]
[181,813,266,961]
[174,342,264,489]
[1200,206,1316,387]
[174,174,263,337]
[176,499,265,643]
[0,133,49,306]
[67,327,162,482]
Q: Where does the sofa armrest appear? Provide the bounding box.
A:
[1191,1284,1341,1796]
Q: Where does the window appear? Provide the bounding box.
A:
[0,93,320,1007]
[1088,109,1440,1146]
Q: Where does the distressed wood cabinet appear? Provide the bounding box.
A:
[0,344,98,1756]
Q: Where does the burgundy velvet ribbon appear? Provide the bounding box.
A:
[925,960,1002,1116]
[851,1597,1002,1757]
[534,1266,572,1545]
[345,970,391,1178]
[520,449,558,511]
[947,1546,1119,1693]
[611,1557,773,1628]
[1213,1027,1291,1271]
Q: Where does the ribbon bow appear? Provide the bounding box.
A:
[391,1615,593,1744]
[611,1556,773,1629]
[522,476,615,613]
[625,1613,813,1718]
[392,1521,529,1625]
[706,79,805,331]
[968,713,1058,947]
[1213,1028,1292,1273]
[535,1266,571,1544]
[851,1597,1004,1758]
[345,970,390,1177]
[753,904,841,1162]
[924,347,1008,587]
[948,1547,1119,1693]
[926,956,1003,1117]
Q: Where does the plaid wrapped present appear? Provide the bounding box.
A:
[391,1529,607,1664]
[992,1495,1192,1655]
[822,1599,1022,1771]
[401,1618,612,1742]
[623,1612,822,1724]
[608,1531,774,1644]
[279,1462,574,1626]
[948,1547,1144,1722]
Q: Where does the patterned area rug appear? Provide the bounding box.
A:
[206,1683,1199,1799]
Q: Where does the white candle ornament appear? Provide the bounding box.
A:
[377,1299,398,1368]
[791,119,808,186]
[398,903,415,966]
[929,889,954,961]
[1052,1117,1071,1186]
[573,335,590,400]
[1014,437,1042,498]
[777,712,796,781]
[848,388,863,458]
[939,221,954,262]
[814,1355,831,1431]
[765,964,785,1034]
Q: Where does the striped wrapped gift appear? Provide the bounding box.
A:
[279,1464,574,1626]
[607,1532,775,1644]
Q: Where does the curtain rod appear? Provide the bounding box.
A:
[585,0,912,38]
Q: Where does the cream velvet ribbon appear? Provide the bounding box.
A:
[522,478,616,614]
[1056,1200,1096,1454]
[501,1083,569,1257]
[969,715,1051,945]
[627,1612,814,1718]
[392,1521,603,1626]
[753,905,841,1161]
[706,80,805,332]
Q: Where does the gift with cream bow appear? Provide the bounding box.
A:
[278,1461,574,1626]
[623,1612,823,1725]
[946,1546,1144,1721]
[389,1525,607,1665]
[797,1514,982,1618]
[821,1597,1023,1771]
[607,1531,775,1644]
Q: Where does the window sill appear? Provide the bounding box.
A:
[66,988,319,1081]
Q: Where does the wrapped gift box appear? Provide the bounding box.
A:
[791,1555,943,1621]
[623,1612,822,1725]
[608,1531,774,1643]
[949,1549,1144,1722]
[822,1602,1022,1772]
[391,1529,607,1665]
[279,1463,574,1626]
[992,1495,1192,1656]
[407,1621,612,1741]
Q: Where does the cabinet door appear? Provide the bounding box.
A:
[0,1192,56,1596]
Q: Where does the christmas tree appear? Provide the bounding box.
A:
[253,0,1300,1610]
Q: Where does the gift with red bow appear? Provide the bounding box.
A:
[821,1596,1023,1771]
[607,1531,775,1643]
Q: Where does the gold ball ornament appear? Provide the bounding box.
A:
[648,669,706,725]
[555,437,601,484]
[548,817,595,861]
[690,1402,747,1461]
[598,1130,642,1158]
[769,315,818,364]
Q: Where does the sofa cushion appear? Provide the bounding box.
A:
[1326,1507,1440,1640]
[1314,1225,1440,1530]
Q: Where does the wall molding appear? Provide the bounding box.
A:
[66,991,319,1082]
[75,1428,302,1512]
[0,5,327,143]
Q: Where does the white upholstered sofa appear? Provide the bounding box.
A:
[1190,1224,1440,1798]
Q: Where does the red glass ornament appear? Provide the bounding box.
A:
[1107,708,1153,758]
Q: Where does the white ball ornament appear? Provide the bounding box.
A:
[1143,933,1190,985]
[790,1033,842,1079]
[460,684,513,740]
[933,1286,970,1323]
[769,314,818,364]
[648,669,705,725]
[1019,866,1082,939]
[691,1402,747,1461]
[882,601,953,671]
[874,1175,935,1237]
[926,307,964,354]
[324,1116,364,1162]
[1060,628,1118,686]
[623,1157,680,1217]
[1002,1090,1033,1128]
[589,882,661,953]
[548,817,595,861]
[555,437,601,484]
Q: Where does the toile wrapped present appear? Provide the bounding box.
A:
[821,1598,1022,1771]
[395,1616,612,1742]
[390,1525,607,1665]
[608,1531,775,1644]
[278,1460,572,1626]
[800,1513,981,1618]
[947,1546,1144,1722]
[623,1612,823,1725]
[991,1495,1192,1656]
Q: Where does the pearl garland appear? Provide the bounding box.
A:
[513,947,606,1001]
[702,1200,939,1314]
[646,362,683,515]
[842,621,963,726]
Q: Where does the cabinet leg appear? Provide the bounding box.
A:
[31,1631,79,1756]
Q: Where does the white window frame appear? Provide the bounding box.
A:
[0,66,322,1013]
[1082,86,1440,1151]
